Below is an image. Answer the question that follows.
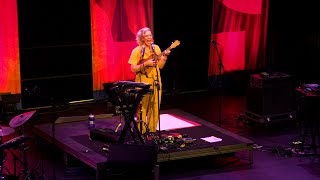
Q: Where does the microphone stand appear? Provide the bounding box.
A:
[151,46,161,140]
[51,105,57,180]
[140,46,145,136]
[50,100,63,180]
[50,101,67,180]
[0,125,6,179]
[212,42,224,127]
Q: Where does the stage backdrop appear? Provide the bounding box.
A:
[0,0,21,94]
[209,0,269,76]
[90,0,153,99]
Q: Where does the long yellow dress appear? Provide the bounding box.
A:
[128,45,162,134]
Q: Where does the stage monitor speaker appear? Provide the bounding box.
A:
[99,143,158,179]
[246,72,293,116]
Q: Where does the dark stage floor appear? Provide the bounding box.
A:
[1,91,320,180]
[30,108,254,179]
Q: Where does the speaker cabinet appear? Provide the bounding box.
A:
[98,143,158,179]
[245,73,294,123]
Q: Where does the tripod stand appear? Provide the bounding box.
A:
[0,124,15,179]
[0,138,9,180]
[10,143,29,179]
[50,102,70,180]
[0,135,33,180]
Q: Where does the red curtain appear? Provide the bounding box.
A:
[0,0,21,93]
[208,0,269,76]
[90,0,153,91]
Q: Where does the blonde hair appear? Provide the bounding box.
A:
[136,27,151,46]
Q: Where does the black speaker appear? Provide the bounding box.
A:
[99,143,158,179]
[246,73,293,118]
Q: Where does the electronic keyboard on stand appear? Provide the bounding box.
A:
[112,81,152,144]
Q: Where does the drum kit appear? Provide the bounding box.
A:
[0,110,36,180]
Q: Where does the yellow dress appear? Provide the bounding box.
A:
[128,45,162,134]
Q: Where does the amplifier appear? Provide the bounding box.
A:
[246,72,294,122]
[249,72,290,89]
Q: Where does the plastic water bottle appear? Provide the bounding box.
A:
[88,114,95,130]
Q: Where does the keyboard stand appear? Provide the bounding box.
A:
[111,81,152,144]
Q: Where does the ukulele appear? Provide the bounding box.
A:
[138,40,180,74]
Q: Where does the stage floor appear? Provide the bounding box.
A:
[32,108,254,179]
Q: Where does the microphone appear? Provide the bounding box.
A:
[141,45,145,58]
[150,42,156,68]
[211,40,220,45]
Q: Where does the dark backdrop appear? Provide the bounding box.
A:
[154,0,213,93]
[18,0,92,108]
[17,0,320,108]
[266,1,320,86]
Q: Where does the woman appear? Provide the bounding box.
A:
[128,27,170,134]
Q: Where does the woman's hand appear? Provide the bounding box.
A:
[144,59,155,67]
[164,50,171,56]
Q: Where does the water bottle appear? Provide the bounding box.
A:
[88,114,96,130]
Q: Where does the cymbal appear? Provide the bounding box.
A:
[9,110,36,128]
[0,126,15,137]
